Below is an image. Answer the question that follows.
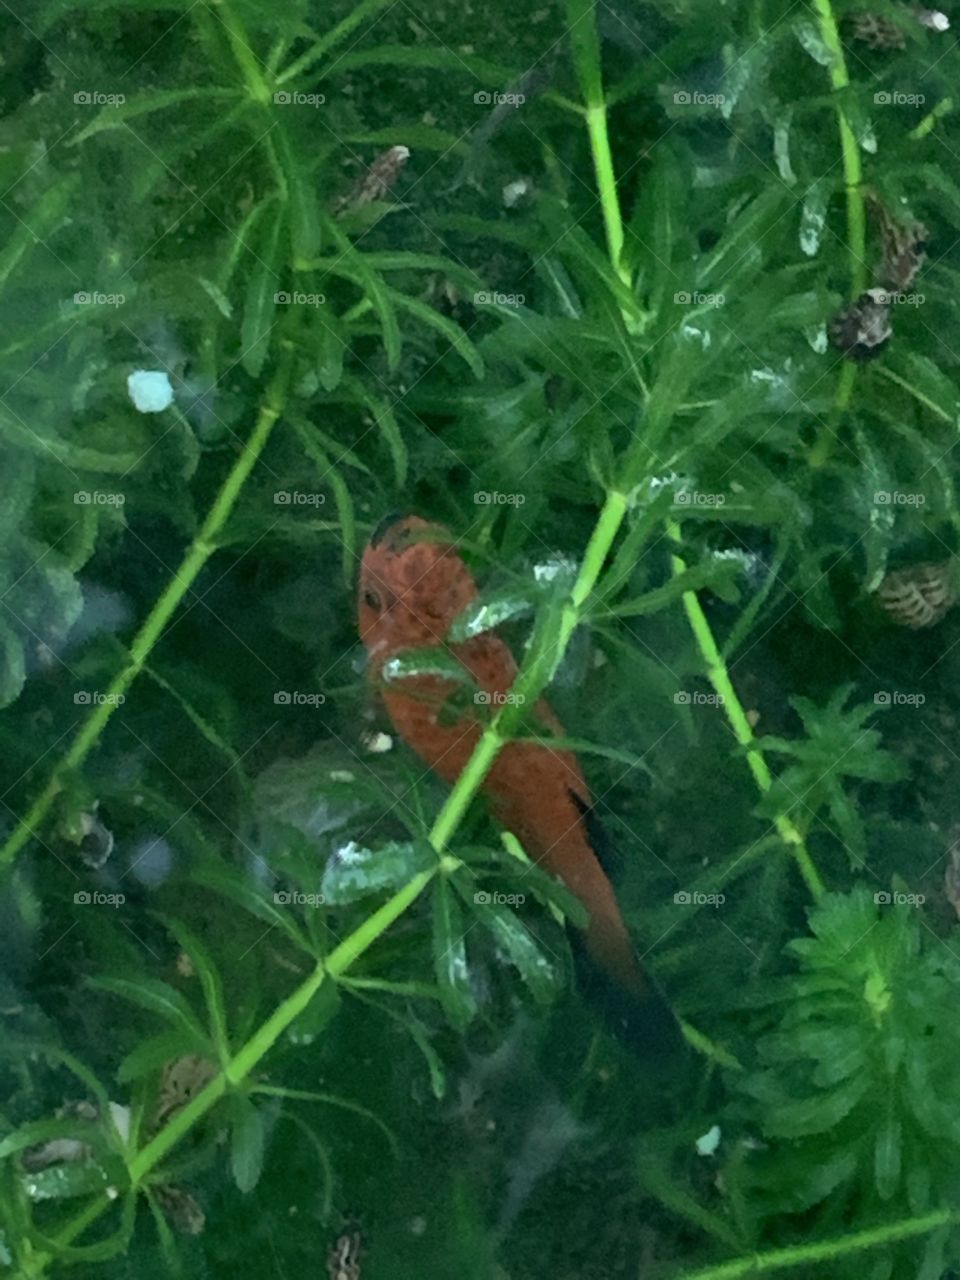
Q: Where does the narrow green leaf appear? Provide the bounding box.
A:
[240,211,284,378]
[116,1030,193,1084]
[359,393,407,487]
[218,196,271,296]
[879,352,959,426]
[23,1162,109,1203]
[0,408,142,473]
[197,276,233,319]
[229,1094,265,1194]
[158,917,230,1058]
[190,862,310,950]
[277,126,322,262]
[566,0,604,106]
[289,416,355,584]
[381,648,474,685]
[328,46,518,86]
[697,187,787,288]
[0,621,26,708]
[322,840,435,906]
[449,590,535,641]
[0,175,77,296]
[624,149,684,305]
[143,664,247,780]
[388,289,484,377]
[467,894,562,1004]
[319,213,401,370]
[773,108,797,184]
[88,977,210,1048]
[794,19,837,66]
[874,1115,902,1200]
[315,310,345,392]
[800,181,830,257]
[0,1117,103,1161]
[433,879,477,1030]
[70,89,240,144]
[610,562,741,619]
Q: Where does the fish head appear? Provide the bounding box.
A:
[358,515,476,663]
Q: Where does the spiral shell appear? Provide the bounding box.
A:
[829,289,892,361]
[877,562,955,628]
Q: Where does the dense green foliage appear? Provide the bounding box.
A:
[2,0,960,1276]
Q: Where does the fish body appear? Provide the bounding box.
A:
[358,516,681,1054]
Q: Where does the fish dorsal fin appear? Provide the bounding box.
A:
[567,788,619,878]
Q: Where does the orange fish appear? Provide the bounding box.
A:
[358,515,682,1056]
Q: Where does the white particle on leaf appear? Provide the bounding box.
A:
[333,840,364,864]
[680,322,711,349]
[533,555,576,584]
[503,178,530,208]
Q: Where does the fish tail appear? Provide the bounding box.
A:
[569,930,686,1061]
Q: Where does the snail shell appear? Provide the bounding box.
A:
[877,561,954,628]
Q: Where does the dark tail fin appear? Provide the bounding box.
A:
[569,927,686,1063]
[565,789,686,1062]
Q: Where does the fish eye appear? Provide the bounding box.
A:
[363,587,382,610]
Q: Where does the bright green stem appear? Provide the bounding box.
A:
[47,864,440,1256]
[666,521,825,901]
[429,490,629,851]
[911,97,953,140]
[568,15,826,905]
[0,341,298,868]
[809,0,865,290]
[808,0,865,467]
[566,0,632,292]
[586,105,630,288]
[810,361,857,468]
[676,1207,957,1279]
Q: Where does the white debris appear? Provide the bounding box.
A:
[696,1124,722,1157]
[127,369,174,413]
